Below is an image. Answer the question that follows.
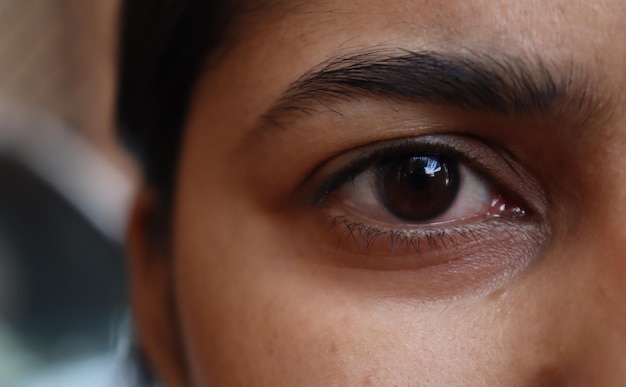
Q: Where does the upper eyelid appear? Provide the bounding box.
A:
[306,136,486,203]
[314,144,472,204]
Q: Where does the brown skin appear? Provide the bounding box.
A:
[129,1,626,385]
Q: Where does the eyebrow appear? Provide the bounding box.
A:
[262,49,608,127]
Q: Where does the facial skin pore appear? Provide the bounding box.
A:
[130,0,626,385]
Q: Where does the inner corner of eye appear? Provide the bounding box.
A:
[485,193,529,219]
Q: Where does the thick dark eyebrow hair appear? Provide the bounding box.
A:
[263,49,607,127]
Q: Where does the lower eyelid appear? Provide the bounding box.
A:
[276,209,548,299]
[309,213,549,295]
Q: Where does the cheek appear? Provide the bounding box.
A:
[170,182,555,385]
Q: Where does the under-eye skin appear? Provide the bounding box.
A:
[302,134,548,271]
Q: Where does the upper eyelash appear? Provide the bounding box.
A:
[309,139,481,206]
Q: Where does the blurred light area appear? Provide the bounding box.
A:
[0,99,134,242]
[14,354,119,387]
[0,0,134,386]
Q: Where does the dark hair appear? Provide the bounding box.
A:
[116,1,234,385]
[117,0,233,202]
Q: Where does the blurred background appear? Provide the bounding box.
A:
[0,0,136,385]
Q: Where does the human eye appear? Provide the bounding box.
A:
[303,134,548,271]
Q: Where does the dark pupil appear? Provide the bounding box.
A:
[378,156,460,221]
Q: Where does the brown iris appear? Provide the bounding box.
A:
[377,156,460,221]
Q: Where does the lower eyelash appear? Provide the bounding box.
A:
[330,215,492,259]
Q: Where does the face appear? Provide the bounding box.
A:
[130,0,626,385]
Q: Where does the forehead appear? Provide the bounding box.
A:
[203,0,624,130]
[232,0,625,52]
